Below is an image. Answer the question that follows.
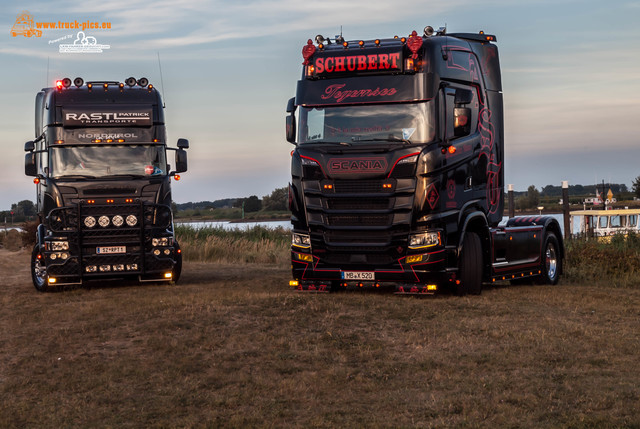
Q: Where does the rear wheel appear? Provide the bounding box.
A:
[539,232,561,285]
[31,244,49,292]
[173,241,183,283]
[457,232,483,296]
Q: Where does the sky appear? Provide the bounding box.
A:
[1,0,639,210]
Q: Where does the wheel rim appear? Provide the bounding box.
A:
[33,255,47,287]
[545,243,557,280]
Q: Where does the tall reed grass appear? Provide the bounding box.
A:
[564,233,640,287]
[175,224,290,265]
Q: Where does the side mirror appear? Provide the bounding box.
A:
[286,114,296,144]
[286,97,297,144]
[24,141,35,152]
[286,97,296,113]
[175,149,188,173]
[25,153,37,177]
[177,138,189,149]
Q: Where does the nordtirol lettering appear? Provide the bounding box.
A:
[315,52,401,75]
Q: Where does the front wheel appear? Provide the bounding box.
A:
[172,241,182,283]
[31,244,50,292]
[456,232,483,296]
[539,232,561,285]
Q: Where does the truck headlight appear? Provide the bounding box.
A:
[408,231,441,249]
[112,215,124,227]
[48,241,69,251]
[292,233,311,248]
[152,237,172,246]
[126,215,138,226]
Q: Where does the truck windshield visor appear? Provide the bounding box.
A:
[50,145,167,178]
[298,101,435,144]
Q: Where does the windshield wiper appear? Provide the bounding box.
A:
[56,174,96,180]
[104,174,149,178]
[305,140,351,147]
[351,135,412,144]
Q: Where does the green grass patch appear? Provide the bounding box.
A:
[176,224,290,265]
[565,233,640,287]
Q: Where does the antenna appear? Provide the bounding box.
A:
[157,51,166,106]
[46,56,50,86]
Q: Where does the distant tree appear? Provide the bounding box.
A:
[262,187,288,211]
[243,195,262,212]
[527,185,540,208]
[633,176,640,198]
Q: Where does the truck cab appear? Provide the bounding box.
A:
[24,77,188,290]
[285,27,563,294]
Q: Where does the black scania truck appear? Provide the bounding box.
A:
[285,27,563,295]
[24,77,188,291]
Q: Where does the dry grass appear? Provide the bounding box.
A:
[1,248,639,428]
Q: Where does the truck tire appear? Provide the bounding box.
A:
[457,232,482,296]
[31,244,50,292]
[539,232,560,285]
[173,241,182,283]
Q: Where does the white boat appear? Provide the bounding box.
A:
[570,209,640,238]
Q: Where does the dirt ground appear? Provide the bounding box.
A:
[2,248,640,428]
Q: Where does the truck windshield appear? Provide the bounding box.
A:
[297,101,435,144]
[50,145,167,178]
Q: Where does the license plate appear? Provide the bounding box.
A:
[96,246,126,254]
[341,271,375,281]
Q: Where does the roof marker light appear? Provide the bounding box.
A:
[358,40,364,47]
[55,80,63,90]
[103,83,108,89]
[400,37,407,43]
[119,83,124,89]
[342,41,348,48]
[87,83,93,89]
[375,39,380,46]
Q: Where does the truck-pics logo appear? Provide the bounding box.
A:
[328,157,388,174]
[10,11,41,37]
[63,108,152,126]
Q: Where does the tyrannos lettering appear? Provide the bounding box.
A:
[321,84,398,103]
[315,52,400,74]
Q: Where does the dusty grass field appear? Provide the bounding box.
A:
[1,248,639,428]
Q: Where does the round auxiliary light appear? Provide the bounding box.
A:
[125,77,137,87]
[112,215,124,227]
[62,77,72,88]
[98,216,110,227]
[153,249,161,256]
[137,77,149,88]
[84,216,96,228]
[74,77,84,87]
[424,26,434,37]
[126,214,138,226]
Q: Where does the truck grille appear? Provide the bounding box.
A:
[45,203,174,279]
[303,177,415,267]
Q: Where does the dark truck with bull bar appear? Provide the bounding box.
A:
[285,27,563,294]
[24,77,188,291]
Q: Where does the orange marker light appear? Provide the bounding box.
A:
[174,174,181,181]
[55,80,63,90]
[33,178,40,184]
[448,146,457,154]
